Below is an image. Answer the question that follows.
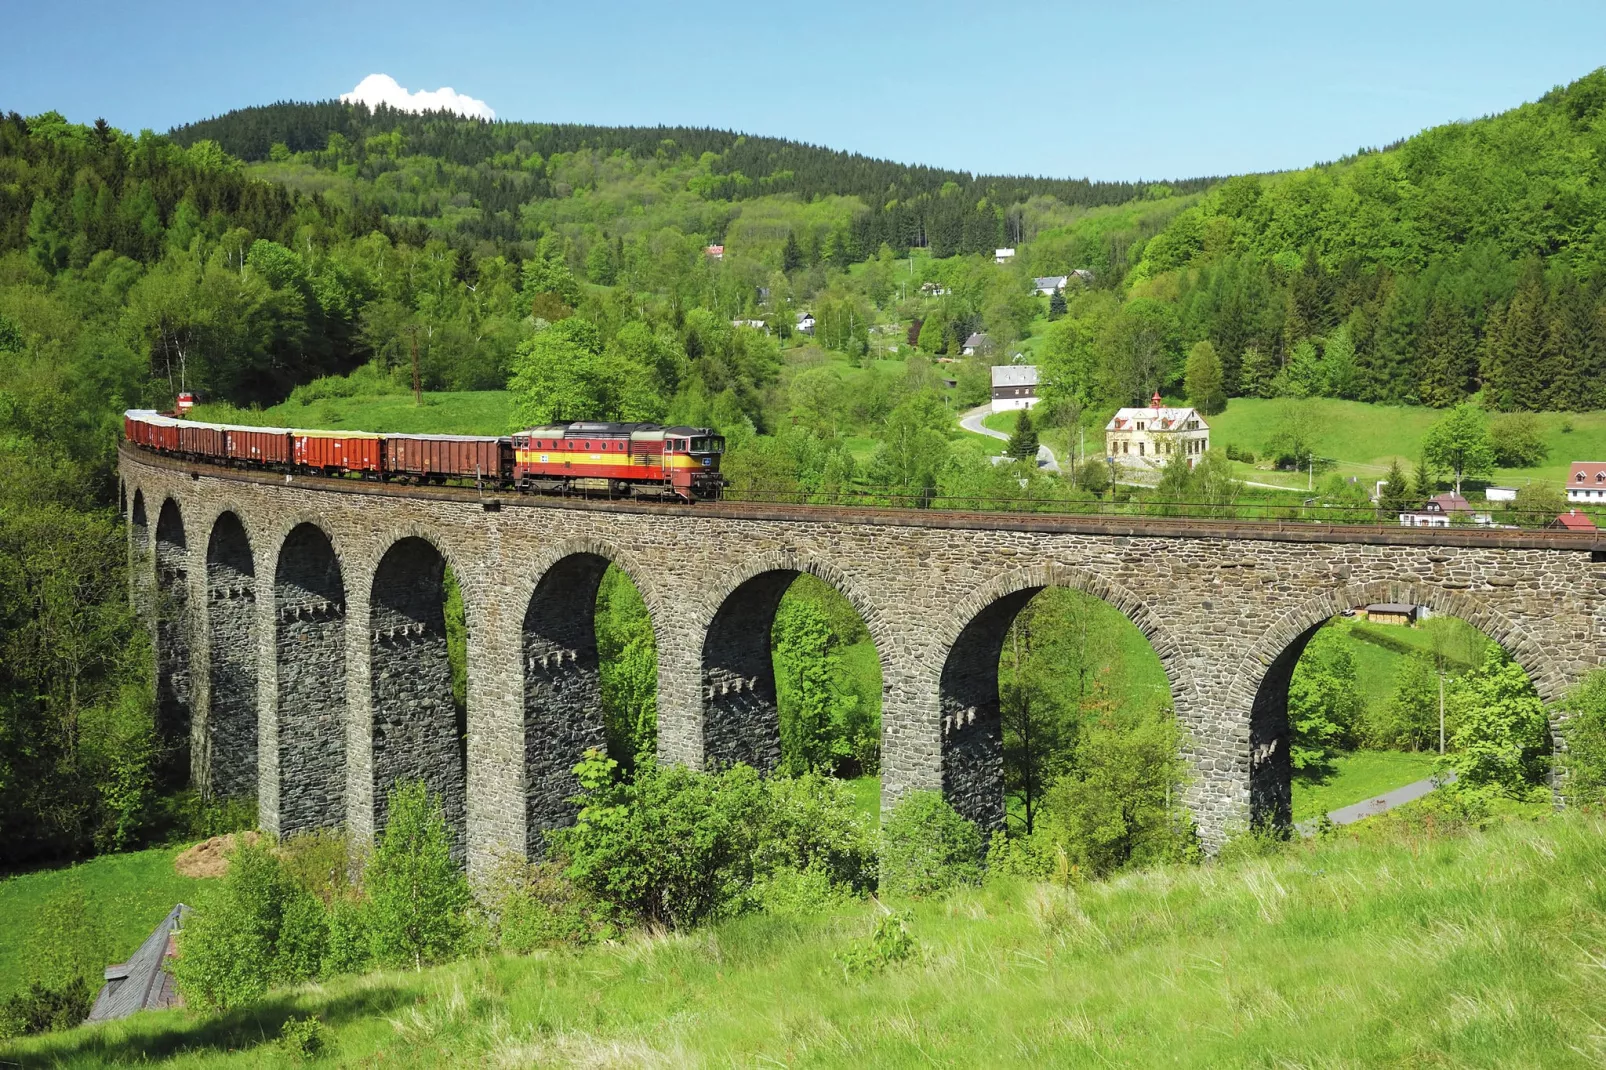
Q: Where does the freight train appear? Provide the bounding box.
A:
[123,410,726,501]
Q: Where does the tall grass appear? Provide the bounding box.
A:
[10,813,1604,1067]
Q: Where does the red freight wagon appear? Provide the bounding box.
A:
[177,422,227,460]
[383,435,510,485]
[226,427,292,466]
[292,430,381,474]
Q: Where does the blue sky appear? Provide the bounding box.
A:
[3,0,1603,179]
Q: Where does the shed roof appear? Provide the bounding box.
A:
[87,903,190,1023]
[1365,603,1417,615]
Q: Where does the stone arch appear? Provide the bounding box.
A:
[1232,581,1563,830]
[932,563,1185,833]
[516,537,666,855]
[369,535,466,860]
[273,522,348,836]
[154,498,191,784]
[694,551,894,776]
[204,512,258,800]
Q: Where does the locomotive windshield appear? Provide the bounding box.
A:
[690,436,724,453]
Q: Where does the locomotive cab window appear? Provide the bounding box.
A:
[691,437,724,453]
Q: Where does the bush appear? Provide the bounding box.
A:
[1440,649,1550,797]
[483,854,606,952]
[551,755,873,928]
[278,1014,330,1060]
[836,912,918,976]
[0,979,92,1039]
[1556,670,1606,806]
[1035,708,1199,878]
[1075,458,1111,494]
[748,865,856,919]
[321,895,372,976]
[984,829,1057,881]
[1489,412,1549,467]
[1224,443,1255,464]
[365,781,471,969]
[878,792,982,899]
[173,838,326,1012]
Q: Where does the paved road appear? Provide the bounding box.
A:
[959,405,1060,473]
[1294,771,1457,836]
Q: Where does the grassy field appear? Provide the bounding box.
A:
[8,813,1603,1067]
[1291,749,1440,821]
[1207,397,1606,492]
[0,846,204,998]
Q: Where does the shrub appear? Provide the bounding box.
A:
[836,911,918,977]
[483,854,606,952]
[878,792,982,899]
[1441,649,1550,797]
[365,781,471,969]
[552,753,765,929]
[278,1014,331,1060]
[750,772,876,894]
[1035,708,1199,878]
[1556,670,1606,806]
[173,838,326,1012]
[0,979,92,1039]
[984,829,1057,881]
[1224,443,1255,464]
[321,895,372,976]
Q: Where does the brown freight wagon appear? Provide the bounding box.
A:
[226,427,292,466]
[177,422,227,459]
[383,434,511,485]
[292,430,382,474]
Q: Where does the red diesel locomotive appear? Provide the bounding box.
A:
[123,411,726,502]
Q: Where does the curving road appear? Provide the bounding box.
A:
[960,405,1060,473]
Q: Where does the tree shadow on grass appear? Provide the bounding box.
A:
[0,983,410,1067]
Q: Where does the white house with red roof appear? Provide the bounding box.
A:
[1567,462,1606,503]
[1105,391,1210,470]
[1400,492,1493,527]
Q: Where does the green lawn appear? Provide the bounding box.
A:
[10,813,1604,1066]
[1207,396,1606,492]
[191,391,514,436]
[0,846,205,998]
[1292,749,1441,822]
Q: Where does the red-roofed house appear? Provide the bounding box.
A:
[704,244,724,260]
[1567,462,1606,504]
[1551,509,1598,532]
[1400,492,1493,527]
[1105,391,1210,470]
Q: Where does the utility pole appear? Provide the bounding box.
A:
[409,327,422,406]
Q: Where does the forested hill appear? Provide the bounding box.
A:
[169,100,1214,240]
[1032,66,1606,415]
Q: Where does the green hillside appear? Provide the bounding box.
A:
[6,813,1603,1067]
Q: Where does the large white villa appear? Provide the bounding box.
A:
[1105,392,1210,470]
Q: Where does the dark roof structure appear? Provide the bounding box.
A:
[86,903,190,1023]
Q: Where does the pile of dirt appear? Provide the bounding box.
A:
[174,831,261,878]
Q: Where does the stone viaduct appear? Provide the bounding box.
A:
[120,444,1606,875]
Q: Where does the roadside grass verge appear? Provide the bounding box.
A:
[1292,749,1441,822]
[8,812,1603,1067]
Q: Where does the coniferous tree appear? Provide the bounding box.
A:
[1418,296,1476,407]
[1484,268,1550,411]
[1379,458,1412,519]
[1007,406,1040,461]
[1547,276,1600,410]
[1048,289,1067,319]
[781,230,802,273]
[1184,340,1226,414]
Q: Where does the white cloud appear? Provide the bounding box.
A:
[340,74,495,121]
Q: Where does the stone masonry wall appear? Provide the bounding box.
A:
[369,537,466,861]
[700,570,793,774]
[521,553,609,855]
[123,447,1606,874]
[154,500,191,786]
[204,512,259,800]
[271,523,348,837]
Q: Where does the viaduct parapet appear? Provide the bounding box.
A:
[120,445,1606,874]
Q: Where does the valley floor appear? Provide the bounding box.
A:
[5,812,1603,1067]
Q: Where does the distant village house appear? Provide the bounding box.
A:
[1568,462,1606,503]
[995,248,1016,264]
[1552,509,1598,532]
[920,281,950,296]
[962,332,989,356]
[1399,492,1491,527]
[1105,392,1210,470]
[1032,275,1069,295]
[990,365,1040,412]
[796,312,815,335]
[704,244,724,259]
